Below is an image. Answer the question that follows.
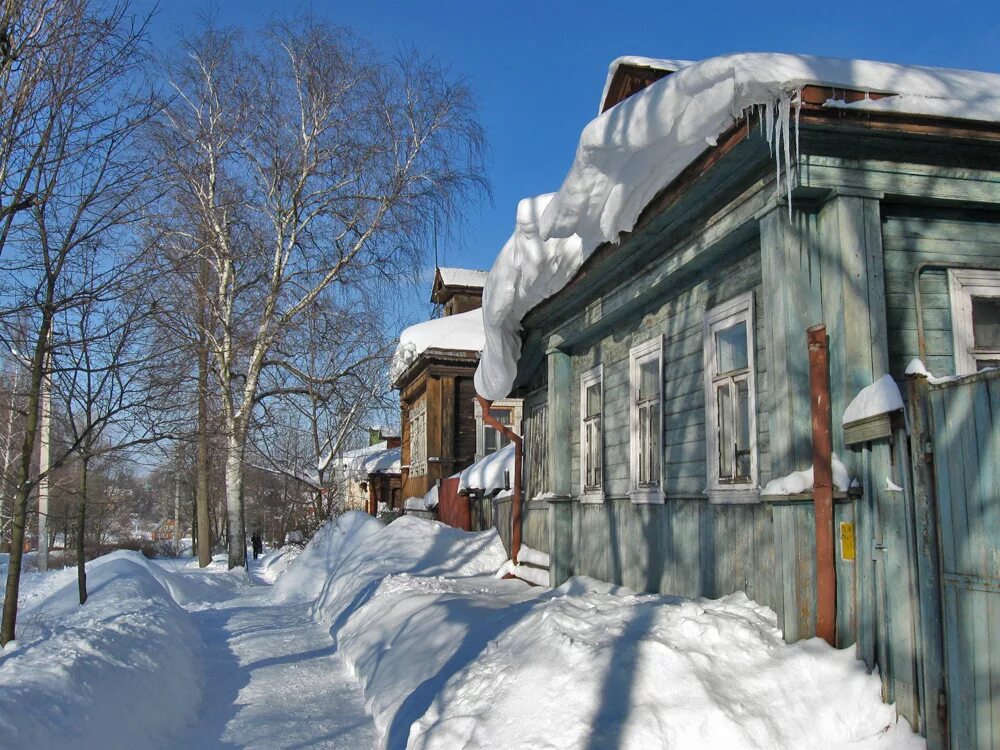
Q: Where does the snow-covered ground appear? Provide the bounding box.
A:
[0,515,924,749]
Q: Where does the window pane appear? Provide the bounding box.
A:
[716,321,748,374]
[736,379,751,480]
[638,406,648,484]
[586,382,601,418]
[639,358,659,400]
[648,402,660,483]
[972,296,1000,349]
[593,416,602,485]
[490,407,512,426]
[717,383,733,479]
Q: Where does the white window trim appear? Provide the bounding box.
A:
[524,400,549,501]
[409,402,428,477]
[703,293,758,504]
[474,398,522,462]
[579,364,604,503]
[629,336,664,504]
[948,269,1000,375]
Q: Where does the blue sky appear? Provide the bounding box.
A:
[140,0,1000,307]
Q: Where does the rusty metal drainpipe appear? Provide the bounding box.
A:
[476,396,523,564]
[808,324,837,647]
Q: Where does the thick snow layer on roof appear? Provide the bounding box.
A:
[476,52,1000,400]
[359,446,401,476]
[842,374,905,425]
[598,55,693,114]
[294,513,921,749]
[761,454,852,496]
[459,443,514,493]
[437,267,488,288]
[391,308,485,384]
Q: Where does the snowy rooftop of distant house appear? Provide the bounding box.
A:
[390,308,485,384]
[474,52,1000,400]
[331,441,401,479]
[436,267,488,289]
[598,56,692,113]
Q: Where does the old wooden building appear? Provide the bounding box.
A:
[476,54,1000,749]
[393,268,489,501]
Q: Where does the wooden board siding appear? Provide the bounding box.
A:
[882,208,1000,378]
[568,244,769,499]
[456,377,478,468]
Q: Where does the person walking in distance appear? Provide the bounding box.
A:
[251,532,262,560]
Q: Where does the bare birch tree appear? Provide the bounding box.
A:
[151,16,486,568]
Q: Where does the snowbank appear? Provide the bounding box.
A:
[404,484,440,511]
[761,454,852,496]
[270,512,384,603]
[257,544,303,584]
[296,513,919,749]
[843,374,904,425]
[409,592,922,750]
[0,553,203,748]
[391,308,485,384]
[476,52,1000,400]
[459,442,514,493]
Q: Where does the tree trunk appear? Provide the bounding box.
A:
[77,457,88,605]
[1,313,51,646]
[195,258,212,567]
[225,438,246,569]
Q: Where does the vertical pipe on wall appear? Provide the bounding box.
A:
[808,323,837,646]
[476,396,522,564]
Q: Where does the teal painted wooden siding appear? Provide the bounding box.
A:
[882,210,1000,378]
[928,372,1000,750]
[567,243,769,499]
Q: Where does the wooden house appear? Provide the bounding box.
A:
[394,269,489,501]
[477,54,1000,748]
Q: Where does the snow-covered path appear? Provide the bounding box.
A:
[173,567,376,750]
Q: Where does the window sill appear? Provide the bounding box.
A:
[707,486,759,505]
[629,487,664,505]
[579,490,604,504]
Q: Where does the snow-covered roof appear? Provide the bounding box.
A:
[598,56,692,114]
[330,441,401,479]
[359,447,401,476]
[390,308,485,384]
[436,267,488,289]
[842,375,904,425]
[474,52,1000,400]
[459,443,515,494]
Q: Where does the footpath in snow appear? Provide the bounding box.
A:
[0,546,374,749]
[1,513,926,749]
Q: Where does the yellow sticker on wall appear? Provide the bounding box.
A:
[840,522,856,561]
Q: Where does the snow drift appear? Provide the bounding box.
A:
[475,52,1000,400]
[0,553,203,749]
[289,513,921,749]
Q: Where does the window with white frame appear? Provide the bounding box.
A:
[629,338,662,502]
[948,269,1000,374]
[580,365,603,500]
[703,293,757,502]
[409,402,427,477]
[474,399,522,461]
[524,401,548,499]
